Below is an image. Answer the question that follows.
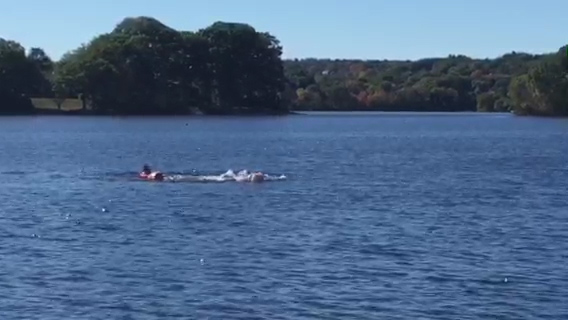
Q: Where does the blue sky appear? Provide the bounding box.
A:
[1,0,565,61]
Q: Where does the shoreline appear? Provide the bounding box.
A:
[0,109,300,117]
[2,108,565,118]
[0,110,514,117]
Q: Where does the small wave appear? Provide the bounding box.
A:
[164,169,287,183]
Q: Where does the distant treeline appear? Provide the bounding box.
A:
[284,49,568,116]
[0,16,567,116]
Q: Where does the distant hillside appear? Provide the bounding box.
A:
[283,48,567,116]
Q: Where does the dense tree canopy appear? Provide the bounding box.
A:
[0,39,53,114]
[284,49,567,115]
[0,16,566,116]
[49,17,287,115]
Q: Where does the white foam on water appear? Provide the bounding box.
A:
[164,169,287,183]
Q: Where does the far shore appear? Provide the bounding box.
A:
[3,109,518,117]
[26,98,500,116]
[0,98,550,117]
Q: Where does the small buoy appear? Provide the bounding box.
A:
[101,208,107,212]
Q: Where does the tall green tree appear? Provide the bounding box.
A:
[0,38,50,114]
[52,17,287,115]
[198,22,285,114]
[509,46,568,116]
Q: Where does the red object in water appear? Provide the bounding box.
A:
[139,171,164,181]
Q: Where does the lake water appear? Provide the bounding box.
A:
[0,112,566,319]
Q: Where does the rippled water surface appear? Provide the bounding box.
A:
[0,113,567,319]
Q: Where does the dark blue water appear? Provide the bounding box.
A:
[0,113,567,319]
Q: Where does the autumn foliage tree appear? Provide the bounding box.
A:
[283,48,568,116]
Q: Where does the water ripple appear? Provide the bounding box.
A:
[0,114,567,319]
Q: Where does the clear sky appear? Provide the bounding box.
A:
[1,0,565,61]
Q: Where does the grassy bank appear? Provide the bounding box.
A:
[31,98,86,114]
[30,98,294,116]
